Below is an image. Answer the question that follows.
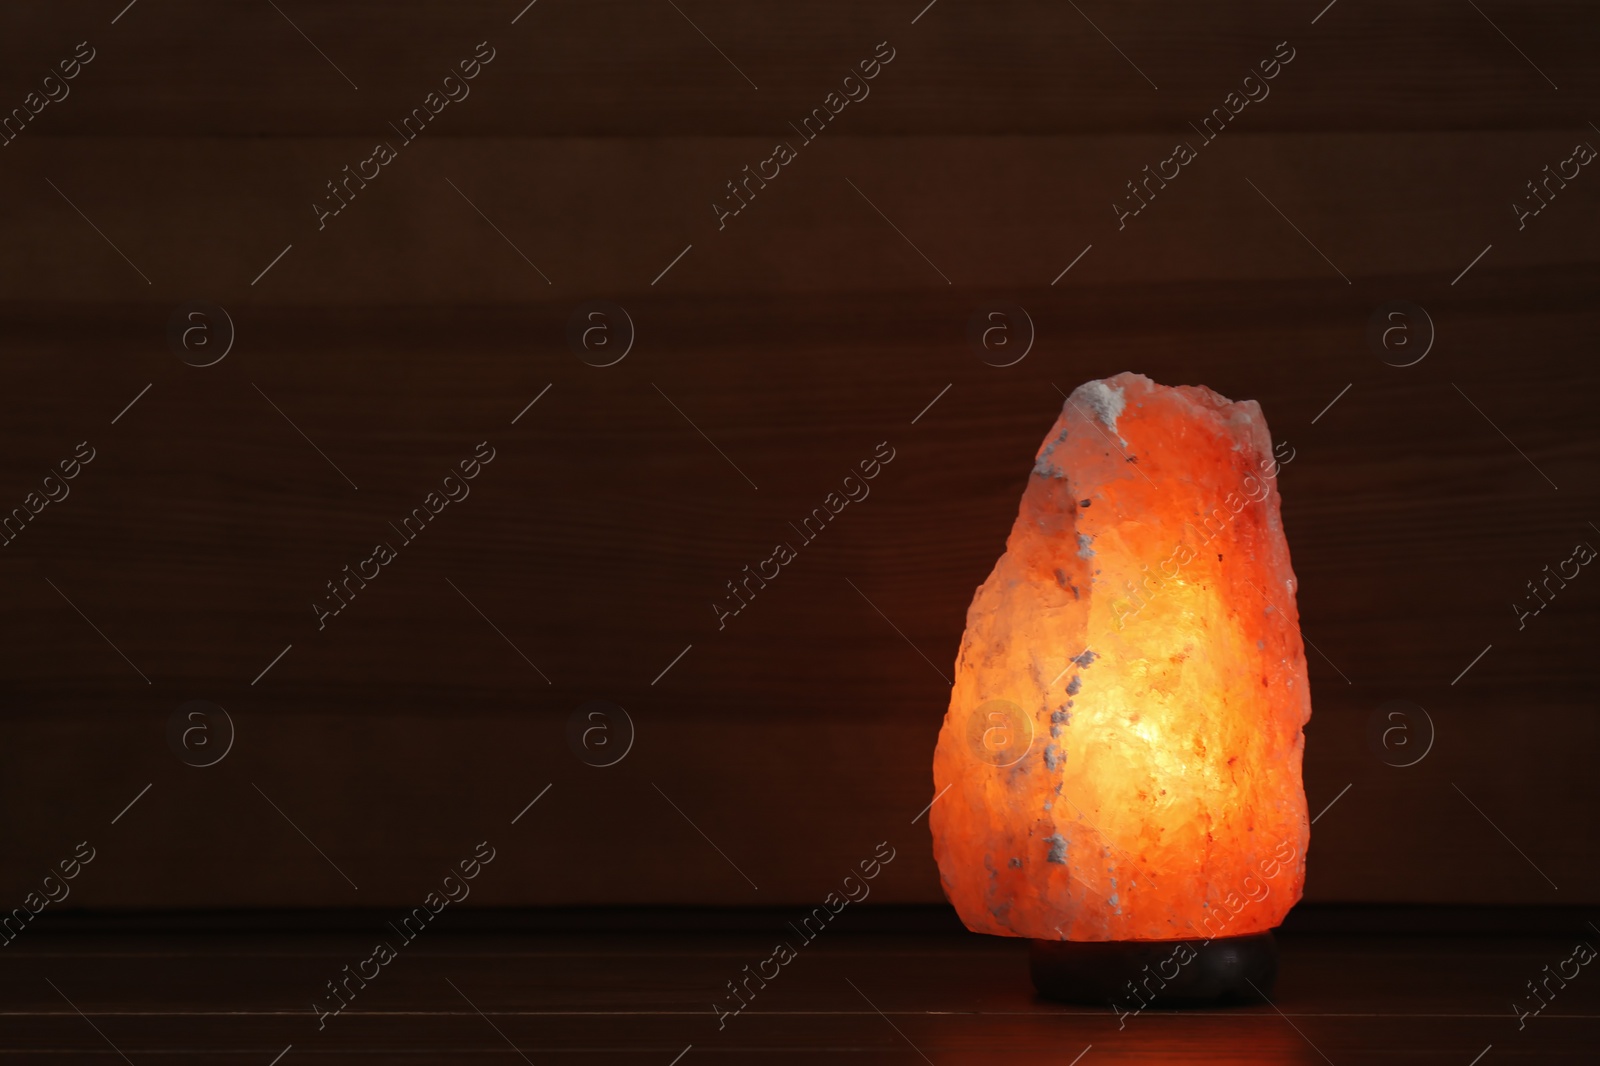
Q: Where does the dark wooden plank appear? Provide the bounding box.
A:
[0,133,1596,300]
[0,1,1595,135]
[0,929,1595,1062]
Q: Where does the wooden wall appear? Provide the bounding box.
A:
[0,1,1596,909]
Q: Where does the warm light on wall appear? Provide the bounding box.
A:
[930,372,1311,1002]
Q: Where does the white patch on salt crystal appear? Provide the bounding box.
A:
[1077,380,1127,443]
[1032,425,1073,478]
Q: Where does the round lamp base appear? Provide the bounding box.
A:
[1029,932,1278,1006]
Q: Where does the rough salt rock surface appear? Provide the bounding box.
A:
[930,372,1310,942]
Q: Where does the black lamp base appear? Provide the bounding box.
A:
[1029,932,1277,1006]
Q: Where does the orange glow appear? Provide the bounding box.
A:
[930,373,1310,941]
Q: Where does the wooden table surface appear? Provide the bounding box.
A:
[3,922,1596,1063]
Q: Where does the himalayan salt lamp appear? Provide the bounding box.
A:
[930,372,1310,1004]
